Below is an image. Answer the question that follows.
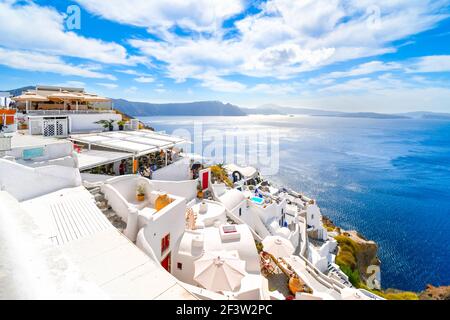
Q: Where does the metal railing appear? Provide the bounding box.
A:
[26,109,115,115]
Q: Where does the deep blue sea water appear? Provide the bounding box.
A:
[140,115,450,292]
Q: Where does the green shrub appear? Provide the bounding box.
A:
[339,264,361,287]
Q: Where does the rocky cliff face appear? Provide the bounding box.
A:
[419,285,450,300]
[324,216,380,287]
[323,216,449,300]
[342,230,381,284]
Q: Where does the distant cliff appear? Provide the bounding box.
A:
[112,99,246,117]
[4,86,450,120]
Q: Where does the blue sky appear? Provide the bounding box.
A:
[1,0,450,112]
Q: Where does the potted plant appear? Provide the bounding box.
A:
[95,119,115,131]
[136,184,145,202]
[197,181,203,199]
[117,120,126,131]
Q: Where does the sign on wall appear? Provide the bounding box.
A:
[22,147,44,160]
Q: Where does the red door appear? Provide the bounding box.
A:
[202,171,209,190]
[161,253,171,272]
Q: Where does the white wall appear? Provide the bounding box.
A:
[152,158,191,181]
[68,113,122,133]
[150,179,197,201]
[306,204,322,230]
[138,195,187,269]
[7,140,73,162]
[0,159,81,201]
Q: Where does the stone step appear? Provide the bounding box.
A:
[88,186,101,194]
[94,194,105,202]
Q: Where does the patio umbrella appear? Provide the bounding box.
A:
[81,93,111,102]
[47,90,84,101]
[262,236,295,258]
[194,250,246,292]
[13,91,49,112]
[48,90,85,110]
[13,91,48,102]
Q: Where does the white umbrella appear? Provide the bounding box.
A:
[262,236,295,258]
[13,91,48,102]
[194,250,246,292]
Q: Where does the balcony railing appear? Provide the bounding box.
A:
[25,109,115,115]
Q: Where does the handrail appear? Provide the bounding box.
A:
[26,109,115,115]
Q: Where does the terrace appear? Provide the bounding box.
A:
[13,85,113,115]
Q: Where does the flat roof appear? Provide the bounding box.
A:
[76,149,132,171]
[10,133,69,149]
[69,130,188,156]
[16,187,197,299]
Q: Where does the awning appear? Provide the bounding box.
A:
[75,149,132,170]
[13,91,49,102]
[69,130,188,157]
[224,164,258,179]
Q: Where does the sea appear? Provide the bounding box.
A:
[140,115,450,292]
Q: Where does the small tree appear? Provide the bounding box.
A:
[95,119,115,131]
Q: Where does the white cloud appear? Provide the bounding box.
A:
[124,86,138,94]
[198,74,247,93]
[0,48,116,80]
[0,1,143,65]
[308,60,402,85]
[319,72,421,93]
[296,86,450,113]
[406,55,450,73]
[56,81,86,88]
[126,0,448,91]
[97,83,118,89]
[134,76,155,83]
[75,0,245,34]
[327,61,401,79]
[249,83,299,95]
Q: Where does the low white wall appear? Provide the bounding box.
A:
[0,159,81,201]
[103,175,147,203]
[152,158,191,181]
[8,140,73,162]
[150,179,197,201]
[68,113,122,133]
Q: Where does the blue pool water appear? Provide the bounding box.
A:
[140,115,450,291]
[251,196,264,205]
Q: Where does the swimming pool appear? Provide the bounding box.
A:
[251,196,264,205]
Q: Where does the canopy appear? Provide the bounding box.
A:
[194,250,246,292]
[13,92,49,102]
[224,164,258,180]
[74,149,132,170]
[81,94,111,102]
[262,236,295,258]
[69,130,188,156]
[48,90,84,101]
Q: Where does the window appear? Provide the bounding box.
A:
[177,262,183,270]
[239,208,242,216]
[161,233,170,255]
